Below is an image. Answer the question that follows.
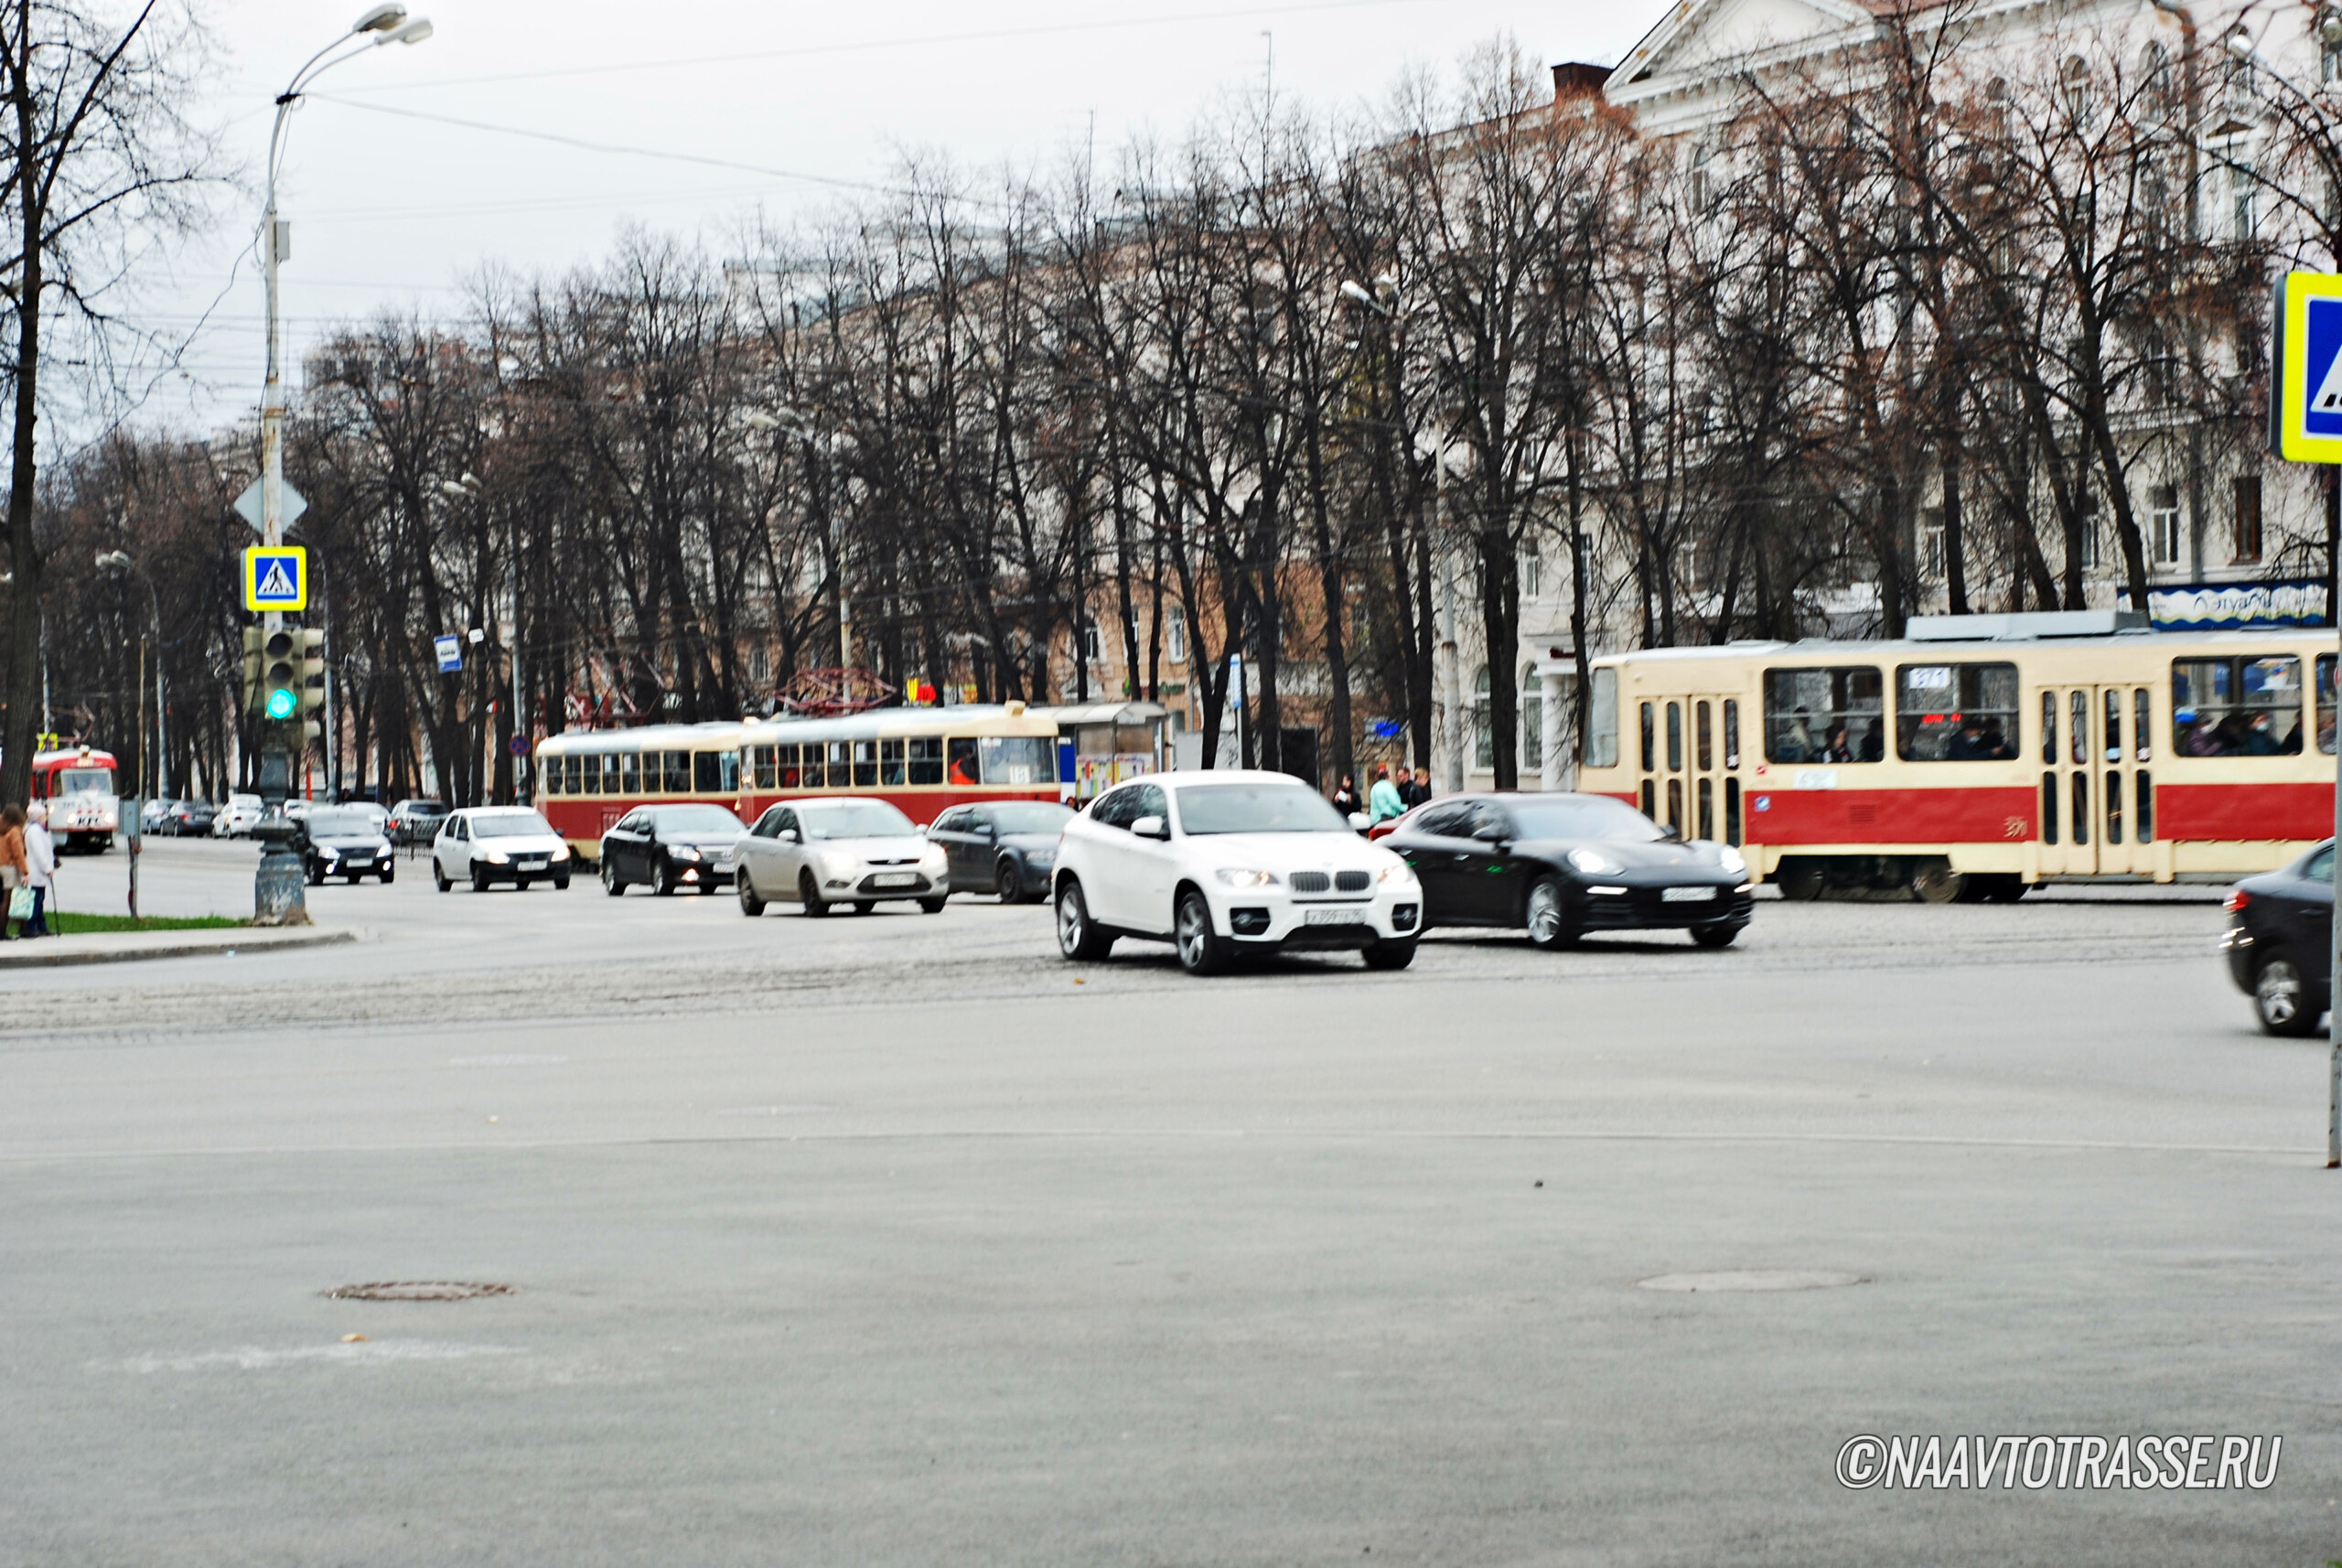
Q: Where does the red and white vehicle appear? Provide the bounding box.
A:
[535,703,1064,864]
[1573,616,2338,899]
[33,746,119,853]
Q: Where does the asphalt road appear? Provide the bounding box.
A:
[4,837,2336,1565]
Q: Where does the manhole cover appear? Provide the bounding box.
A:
[1635,1270,1865,1294]
[324,1282,515,1303]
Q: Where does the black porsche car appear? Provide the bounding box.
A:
[2223,841,2334,1036]
[1382,791,1753,949]
[295,806,396,886]
[926,800,1075,902]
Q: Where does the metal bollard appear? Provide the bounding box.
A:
[252,818,310,927]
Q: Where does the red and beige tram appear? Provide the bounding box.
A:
[1574,618,2337,898]
[535,703,1064,861]
[32,745,120,852]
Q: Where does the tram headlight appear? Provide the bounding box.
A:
[1715,844,1747,876]
[1568,848,1623,875]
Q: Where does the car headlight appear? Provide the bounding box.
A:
[1716,844,1747,875]
[1214,868,1281,888]
[671,846,702,861]
[486,850,510,865]
[820,851,857,878]
[1377,862,1417,886]
[920,845,948,866]
[1568,847,1623,875]
[551,844,571,862]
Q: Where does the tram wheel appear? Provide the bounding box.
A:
[1910,862,1964,905]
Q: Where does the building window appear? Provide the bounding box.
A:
[2325,18,2342,83]
[1081,621,1102,662]
[1164,604,1187,665]
[1920,508,1946,581]
[2150,485,2181,566]
[1521,664,1543,772]
[2077,487,2103,571]
[2232,475,2263,563]
[748,645,770,685]
[1519,546,1541,599]
[2228,144,2257,239]
[1472,665,1492,771]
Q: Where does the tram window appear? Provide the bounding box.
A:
[2104,690,2122,764]
[1696,702,1714,771]
[2070,772,2089,844]
[2173,655,2304,756]
[2040,774,2059,843]
[1723,699,1741,768]
[908,736,945,785]
[2133,689,2152,761]
[980,736,1056,785]
[2069,692,2088,765]
[566,756,585,795]
[2319,655,2337,755]
[880,737,907,786]
[753,745,777,789]
[1896,662,2018,760]
[1724,778,1742,845]
[1665,703,1683,772]
[1638,702,1655,772]
[827,740,851,788]
[1763,666,1883,763]
[2136,771,2154,843]
[621,752,640,795]
[2105,770,2123,843]
[544,758,563,795]
[1639,778,1656,819]
[601,754,621,794]
[1697,777,1714,840]
[663,751,691,793]
[1584,669,1619,768]
[721,751,739,791]
[693,751,724,793]
[948,738,980,786]
[1665,777,1683,832]
[2040,693,2057,764]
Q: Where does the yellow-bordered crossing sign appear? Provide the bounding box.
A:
[242,546,307,611]
[2272,271,2342,463]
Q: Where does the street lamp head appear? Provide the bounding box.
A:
[2227,24,2257,59]
[458,471,482,492]
[438,479,471,499]
[742,410,781,431]
[2324,10,2342,45]
[1338,279,1378,307]
[95,550,131,571]
[350,3,407,33]
[376,16,433,46]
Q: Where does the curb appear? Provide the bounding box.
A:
[0,925,365,969]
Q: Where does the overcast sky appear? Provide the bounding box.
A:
[126,0,1668,435]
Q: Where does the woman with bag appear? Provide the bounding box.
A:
[22,801,54,937]
[0,805,26,940]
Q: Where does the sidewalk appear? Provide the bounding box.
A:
[0,925,363,968]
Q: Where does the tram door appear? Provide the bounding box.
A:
[1632,693,1747,847]
[2035,684,2157,875]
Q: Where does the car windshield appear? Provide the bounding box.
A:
[800,801,917,840]
[306,811,379,838]
[649,805,745,836]
[1176,783,1351,836]
[988,802,1074,834]
[1500,796,1668,843]
[470,810,556,840]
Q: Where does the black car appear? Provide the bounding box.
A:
[927,800,1075,902]
[2223,841,2334,1036]
[387,798,448,846]
[295,806,396,886]
[1382,791,1753,949]
[599,802,746,895]
[162,799,217,837]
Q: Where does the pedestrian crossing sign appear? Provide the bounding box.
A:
[242,546,307,611]
[2274,271,2342,463]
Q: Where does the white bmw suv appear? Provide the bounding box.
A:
[1053,769,1423,975]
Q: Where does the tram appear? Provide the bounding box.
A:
[1573,612,2337,899]
[32,745,119,853]
[535,703,1066,861]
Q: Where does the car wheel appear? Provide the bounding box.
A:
[1361,938,1417,971]
[381,865,395,885]
[1692,925,1742,949]
[1055,879,1114,961]
[737,866,766,917]
[654,858,678,896]
[471,865,490,894]
[553,875,569,891]
[996,859,1024,904]
[305,864,323,887]
[2255,954,2322,1036]
[919,896,948,914]
[1524,875,1578,951]
[1174,887,1227,976]
[601,857,626,897]
[800,869,830,918]
[435,864,451,893]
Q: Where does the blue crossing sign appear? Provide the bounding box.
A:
[2272,271,2342,463]
[242,546,307,611]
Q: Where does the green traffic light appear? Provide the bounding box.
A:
[264,688,298,720]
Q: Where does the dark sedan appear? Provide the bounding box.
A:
[600,802,746,895]
[2223,841,2334,1036]
[162,799,218,837]
[387,798,448,846]
[927,800,1075,902]
[1382,791,1753,950]
[295,807,396,885]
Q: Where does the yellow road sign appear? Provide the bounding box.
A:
[242,546,307,612]
[2274,271,2342,464]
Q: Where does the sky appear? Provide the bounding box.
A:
[123,0,1671,435]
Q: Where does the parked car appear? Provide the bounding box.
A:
[295,806,396,886]
[212,793,263,838]
[599,803,746,896]
[1380,791,1753,950]
[139,798,176,834]
[387,799,448,845]
[2224,841,2334,1036]
[164,799,218,837]
[734,798,948,916]
[1051,769,1421,975]
[927,800,1075,902]
[433,807,573,892]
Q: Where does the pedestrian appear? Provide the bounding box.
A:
[1401,764,1433,810]
[0,804,24,940]
[1329,773,1361,816]
[1368,764,1404,823]
[23,801,54,938]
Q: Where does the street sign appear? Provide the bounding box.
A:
[2272,272,2342,463]
[232,478,307,533]
[242,546,307,611]
[434,634,463,673]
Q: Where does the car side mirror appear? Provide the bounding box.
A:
[1348,811,1370,832]
[1132,814,1169,841]
[779,828,800,844]
[1660,823,1683,843]
[1473,822,1508,843]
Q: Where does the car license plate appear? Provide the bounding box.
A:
[1661,886,1715,902]
[518,858,545,870]
[1304,907,1359,925]
[871,872,918,887]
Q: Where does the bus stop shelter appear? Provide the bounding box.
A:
[1026,702,1171,800]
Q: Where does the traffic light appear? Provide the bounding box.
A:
[241,627,266,715]
[260,627,299,723]
[295,628,326,742]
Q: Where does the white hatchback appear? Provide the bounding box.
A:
[732,797,951,917]
[1051,770,1423,975]
[432,806,574,892]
